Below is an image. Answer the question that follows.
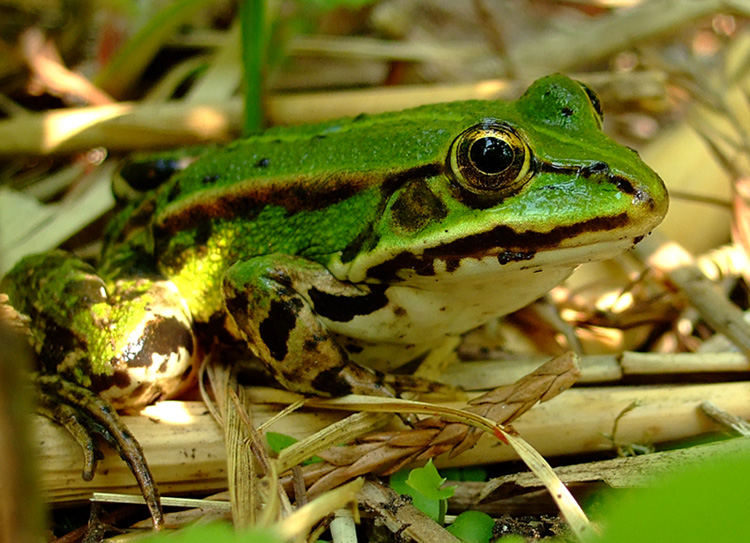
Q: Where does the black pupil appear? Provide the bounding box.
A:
[469,136,513,174]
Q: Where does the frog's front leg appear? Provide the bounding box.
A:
[222,255,395,397]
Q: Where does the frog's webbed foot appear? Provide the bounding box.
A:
[34,374,164,530]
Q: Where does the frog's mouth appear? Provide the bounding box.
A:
[362,210,653,283]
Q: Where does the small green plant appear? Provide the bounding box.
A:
[390,462,497,542]
[138,522,281,542]
[389,459,454,523]
[265,431,322,464]
[447,510,495,543]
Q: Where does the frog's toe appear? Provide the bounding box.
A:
[383,374,463,400]
[35,374,164,529]
[328,364,397,397]
[36,396,100,480]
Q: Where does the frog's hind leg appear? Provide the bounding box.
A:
[2,251,199,530]
[35,374,164,529]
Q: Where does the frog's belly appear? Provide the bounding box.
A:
[323,260,576,371]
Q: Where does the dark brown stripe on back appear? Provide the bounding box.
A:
[155,163,443,238]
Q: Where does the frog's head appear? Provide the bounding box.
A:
[341,74,668,283]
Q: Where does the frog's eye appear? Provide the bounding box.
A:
[118,158,182,192]
[448,123,534,198]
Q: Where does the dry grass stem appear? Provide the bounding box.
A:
[329,508,358,543]
[498,432,591,540]
[1,168,115,273]
[129,489,234,529]
[211,365,294,529]
[507,0,743,75]
[91,492,230,512]
[699,401,750,436]
[0,72,666,156]
[35,378,750,505]
[288,35,478,62]
[276,412,392,473]
[479,436,750,502]
[442,351,750,392]
[276,478,363,541]
[300,353,580,497]
[620,351,750,373]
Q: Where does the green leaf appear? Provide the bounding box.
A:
[446,511,495,543]
[442,467,488,482]
[593,447,750,542]
[265,431,322,464]
[406,459,454,501]
[138,522,281,542]
[390,469,443,523]
[389,460,454,523]
[240,0,267,134]
[266,431,297,454]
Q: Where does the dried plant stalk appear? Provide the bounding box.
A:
[0,71,666,155]
[35,378,750,504]
[301,353,580,495]
[479,436,750,502]
[206,362,294,529]
[443,351,750,393]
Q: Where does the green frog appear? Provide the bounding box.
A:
[1,75,668,527]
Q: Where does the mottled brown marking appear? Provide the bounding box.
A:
[390,179,448,233]
[156,164,442,238]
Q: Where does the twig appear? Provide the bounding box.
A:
[358,480,460,543]
[0,72,665,155]
[700,401,750,436]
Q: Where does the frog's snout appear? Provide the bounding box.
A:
[631,169,669,233]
